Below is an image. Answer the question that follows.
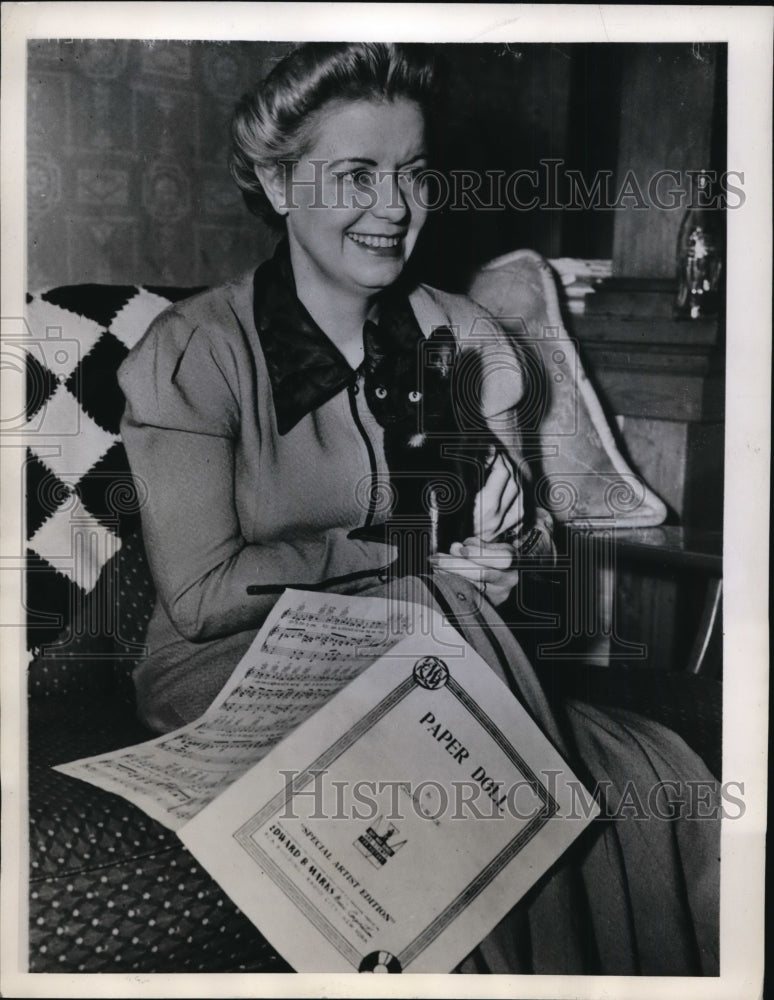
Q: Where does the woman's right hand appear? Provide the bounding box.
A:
[431,537,520,607]
[470,448,526,543]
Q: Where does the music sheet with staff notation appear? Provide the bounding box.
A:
[54,589,445,830]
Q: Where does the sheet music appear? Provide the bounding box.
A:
[54,589,440,830]
[179,629,599,972]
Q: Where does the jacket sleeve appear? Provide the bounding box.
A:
[118,308,391,643]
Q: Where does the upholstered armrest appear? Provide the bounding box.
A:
[468,250,668,528]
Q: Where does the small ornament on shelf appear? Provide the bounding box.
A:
[674,170,724,320]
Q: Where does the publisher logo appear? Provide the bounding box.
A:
[359,950,402,973]
[354,815,407,868]
[413,656,449,690]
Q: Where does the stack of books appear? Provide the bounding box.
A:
[547,258,614,314]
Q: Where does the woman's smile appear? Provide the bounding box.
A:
[345,230,406,255]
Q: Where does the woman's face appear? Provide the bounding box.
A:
[270,98,429,298]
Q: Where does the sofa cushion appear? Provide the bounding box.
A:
[28,529,156,702]
[469,250,668,527]
[24,285,203,652]
[28,695,290,973]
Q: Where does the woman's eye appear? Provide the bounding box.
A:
[337,168,374,186]
[398,168,424,186]
[408,390,422,403]
[375,387,388,399]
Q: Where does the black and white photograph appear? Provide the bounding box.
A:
[1,4,770,997]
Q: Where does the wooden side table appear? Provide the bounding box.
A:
[513,525,723,676]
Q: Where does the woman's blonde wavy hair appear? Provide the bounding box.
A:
[229,42,437,225]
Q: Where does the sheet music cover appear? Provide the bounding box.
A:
[179,625,598,973]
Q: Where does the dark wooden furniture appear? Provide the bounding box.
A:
[571,306,724,530]
[554,291,725,678]
[564,525,722,676]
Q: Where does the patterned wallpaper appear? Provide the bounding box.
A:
[26,40,578,291]
[27,40,291,290]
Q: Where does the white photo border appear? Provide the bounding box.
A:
[2,4,771,999]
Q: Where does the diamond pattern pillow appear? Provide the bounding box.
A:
[24,284,204,651]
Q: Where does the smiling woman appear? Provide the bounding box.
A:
[230,47,433,366]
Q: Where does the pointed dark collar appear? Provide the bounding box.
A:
[253,241,424,435]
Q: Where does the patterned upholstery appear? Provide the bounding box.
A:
[24,284,203,651]
[28,530,153,703]
[28,528,289,973]
[25,284,289,973]
[29,697,290,973]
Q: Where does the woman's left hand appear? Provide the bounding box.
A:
[431,538,519,607]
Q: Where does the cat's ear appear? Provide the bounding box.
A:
[425,326,457,377]
[363,319,389,371]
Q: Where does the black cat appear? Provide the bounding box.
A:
[349,322,498,564]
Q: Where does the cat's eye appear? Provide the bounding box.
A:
[408,390,422,403]
[375,387,388,399]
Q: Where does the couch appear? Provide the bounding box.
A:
[22,253,722,972]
